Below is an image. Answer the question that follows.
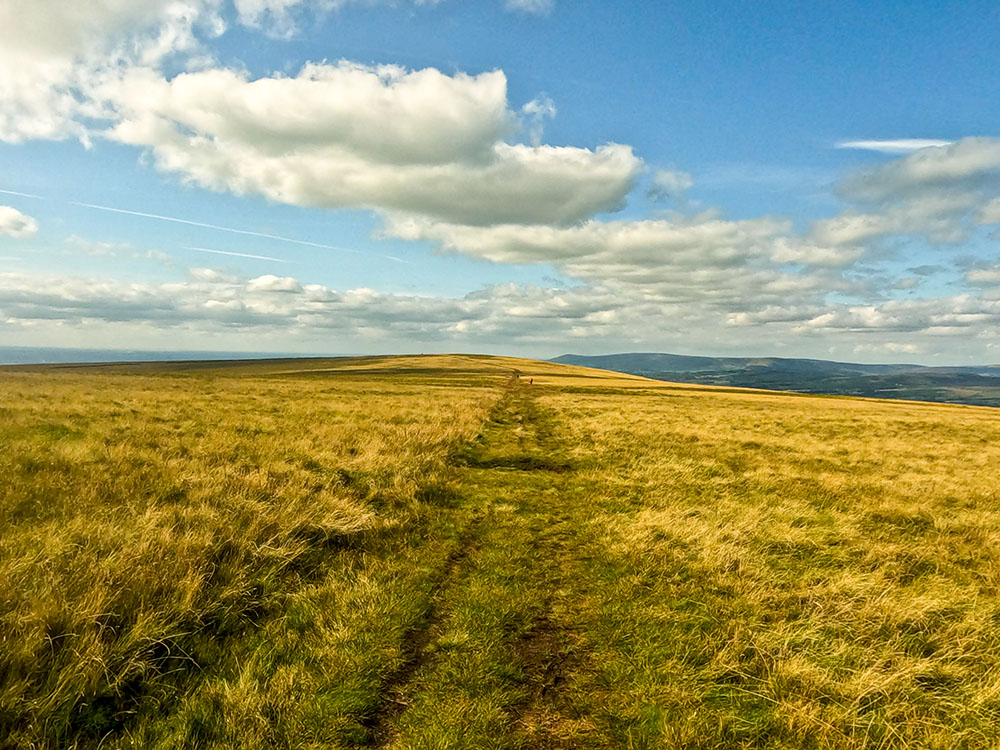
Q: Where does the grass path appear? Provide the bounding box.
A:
[371,381,596,749]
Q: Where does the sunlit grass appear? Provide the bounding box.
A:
[3,354,1000,748]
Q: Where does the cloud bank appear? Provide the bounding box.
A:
[1,2,999,361]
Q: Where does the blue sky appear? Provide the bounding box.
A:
[2,0,1000,362]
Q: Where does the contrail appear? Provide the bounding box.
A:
[72,201,361,254]
[188,247,287,263]
[0,189,43,199]
[835,139,952,154]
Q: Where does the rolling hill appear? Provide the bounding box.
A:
[553,352,1000,407]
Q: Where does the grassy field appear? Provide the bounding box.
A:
[3,354,1000,749]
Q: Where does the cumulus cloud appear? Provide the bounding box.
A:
[966,262,1000,285]
[246,274,303,293]
[387,213,786,266]
[840,137,1000,203]
[726,295,1000,340]
[810,192,977,247]
[0,0,223,143]
[809,137,1000,255]
[0,206,38,238]
[384,213,860,320]
[6,267,999,361]
[0,271,637,346]
[0,0,555,144]
[3,3,600,227]
[105,62,641,225]
[976,197,1000,225]
[4,3,999,359]
[111,64,515,166]
[387,212,860,274]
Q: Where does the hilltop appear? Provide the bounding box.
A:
[3,354,1000,748]
[554,352,1000,407]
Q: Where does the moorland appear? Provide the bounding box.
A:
[554,352,1000,408]
[2,354,1000,749]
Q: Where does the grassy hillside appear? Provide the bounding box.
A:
[3,355,1000,748]
[554,352,1000,408]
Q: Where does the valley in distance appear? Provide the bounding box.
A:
[3,352,999,749]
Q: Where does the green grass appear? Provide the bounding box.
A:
[3,355,1000,748]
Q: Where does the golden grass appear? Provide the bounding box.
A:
[0,356,500,746]
[543,380,1000,748]
[3,354,1000,748]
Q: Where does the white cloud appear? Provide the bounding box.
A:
[246,274,303,293]
[386,212,860,274]
[808,137,1000,253]
[111,63,515,166]
[853,342,920,354]
[724,295,1000,344]
[385,213,860,320]
[188,267,237,283]
[521,95,556,146]
[5,266,1000,361]
[3,5,999,361]
[648,169,693,201]
[809,191,976,247]
[0,0,223,143]
[966,263,1000,285]
[0,271,635,346]
[504,0,554,14]
[0,0,548,144]
[840,137,1000,202]
[232,0,307,36]
[385,213,784,266]
[0,206,38,238]
[105,62,641,225]
[836,139,953,154]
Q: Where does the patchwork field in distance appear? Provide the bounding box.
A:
[2,354,1000,749]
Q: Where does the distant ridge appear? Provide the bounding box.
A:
[552,352,1000,408]
[0,346,327,366]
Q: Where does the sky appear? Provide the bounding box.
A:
[2,1,1000,362]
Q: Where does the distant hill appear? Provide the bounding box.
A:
[552,352,1000,407]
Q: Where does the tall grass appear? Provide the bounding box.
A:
[541,379,1000,747]
[0,358,498,747]
[5,356,1000,748]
